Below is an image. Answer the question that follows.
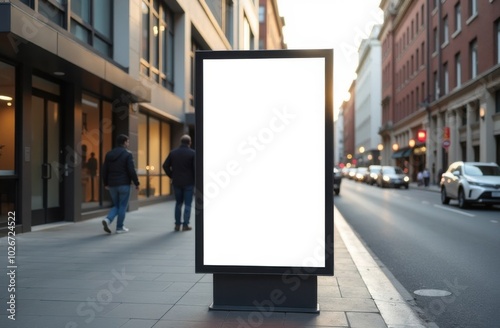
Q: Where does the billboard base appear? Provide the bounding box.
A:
[210,274,319,313]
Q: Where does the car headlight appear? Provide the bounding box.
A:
[383,176,390,182]
[404,176,410,182]
[468,180,492,187]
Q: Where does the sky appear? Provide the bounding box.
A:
[277,0,383,120]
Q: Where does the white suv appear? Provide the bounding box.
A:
[440,161,500,208]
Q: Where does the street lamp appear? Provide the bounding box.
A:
[480,107,485,121]
[409,139,416,148]
[392,143,399,151]
[377,144,384,151]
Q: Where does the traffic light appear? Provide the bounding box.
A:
[417,129,426,143]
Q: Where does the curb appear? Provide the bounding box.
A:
[334,206,429,327]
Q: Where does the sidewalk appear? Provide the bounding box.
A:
[409,182,440,193]
[1,200,429,328]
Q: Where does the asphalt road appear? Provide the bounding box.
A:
[334,178,500,328]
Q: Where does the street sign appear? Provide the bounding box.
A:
[442,140,450,149]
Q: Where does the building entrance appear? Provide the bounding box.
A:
[31,92,63,225]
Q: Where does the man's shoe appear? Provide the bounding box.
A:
[102,219,111,233]
[174,224,180,232]
[182,225,192,231]
[116,227,129,234]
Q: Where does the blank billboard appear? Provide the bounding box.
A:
[195,50,333,275]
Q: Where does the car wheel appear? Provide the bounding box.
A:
[458,188,468,209]
[441,187,450,204]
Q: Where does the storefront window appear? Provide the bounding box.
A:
[137,112,171,199]
[0,62,16,229]
[81,94,112,209]
[0,63,15,175]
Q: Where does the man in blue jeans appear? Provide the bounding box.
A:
[163,134,195,231]
[101,134,140,234]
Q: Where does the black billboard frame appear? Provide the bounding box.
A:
[195,49,334,277]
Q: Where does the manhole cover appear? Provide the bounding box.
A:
[414,289,452,297]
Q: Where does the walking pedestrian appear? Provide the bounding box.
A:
[163,134,195,232]
[423,168,430,187]
[417,171,424,186]
[101,134,140,234]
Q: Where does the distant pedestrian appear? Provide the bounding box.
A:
[86,152,98,202]
[423,168,430,187]
[163,135,195,232]
[417,171,423,186]
[101,134,140,234]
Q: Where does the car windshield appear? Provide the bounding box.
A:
[465,164,500,176]
[383,167,403,174]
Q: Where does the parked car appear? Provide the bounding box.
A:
[334,167,342,195]
[377,166,410,189]
[366,165,382,185]
[440,161,500,208]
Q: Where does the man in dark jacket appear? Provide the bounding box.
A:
[163,134,195,231]
[101,134,140,234]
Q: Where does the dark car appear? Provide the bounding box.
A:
[334,167,342,195]
[366,165,381,185]
[377,166,410,189]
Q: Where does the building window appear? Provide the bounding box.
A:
[421,4,425,26]
[433,28,438,53]
[0,63,16,170]
[421,42,425,65]
[190,40,203,107]
[469,0,477,17]
[39,0,65,27]
[0,63,16,226]
[496,19,500,64]
[259,5,265,23]
[470,38,478,79]
[422,82,425,102]
[455,52,462,88]
[81,94,113,208]
[443,62,449,94]
[455,2,462,32]
[496,90,500,113]
[225,0,234,46]
[443,15,449,45]
[137,112,171,198]
[141,0,175,90]
[70,0,113,57]
[434,71,439,100]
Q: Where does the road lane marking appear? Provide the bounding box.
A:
[433,204,475,217]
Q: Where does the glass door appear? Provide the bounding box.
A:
[31,94,62,225]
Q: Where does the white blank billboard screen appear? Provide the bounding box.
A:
[202,57,326,268]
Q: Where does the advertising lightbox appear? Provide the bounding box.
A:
[195,50,333,275]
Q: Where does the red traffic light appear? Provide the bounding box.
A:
[417,129,426,143]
